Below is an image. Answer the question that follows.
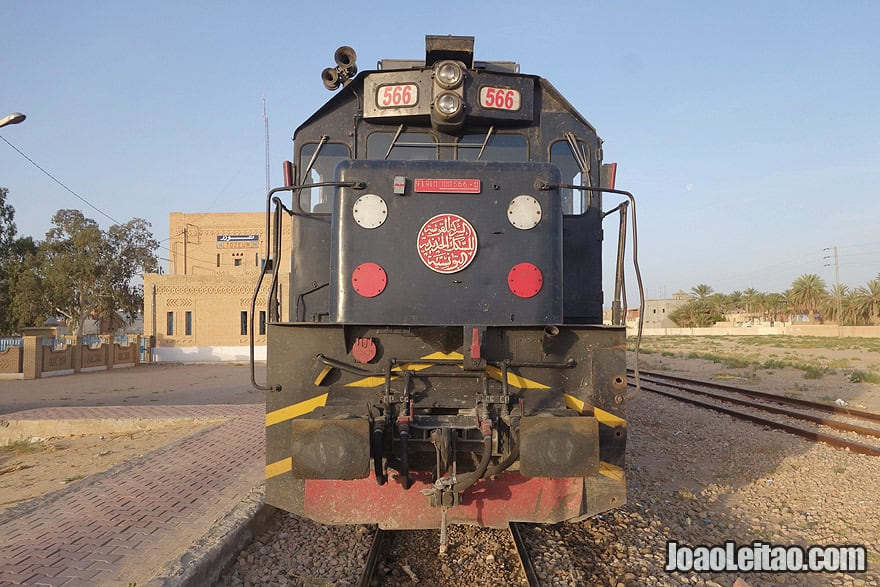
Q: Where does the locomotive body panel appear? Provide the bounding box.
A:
[257,36,635,537]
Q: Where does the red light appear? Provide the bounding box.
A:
[508,263,543,298]
[352,262,387,298]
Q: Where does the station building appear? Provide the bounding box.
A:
[143,212,291,361]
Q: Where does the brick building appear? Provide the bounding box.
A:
[143,212,291,361]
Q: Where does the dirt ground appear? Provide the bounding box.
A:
[0,419,225,512]
[632,335,880,412]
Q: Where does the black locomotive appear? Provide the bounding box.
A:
[252,36,638,548]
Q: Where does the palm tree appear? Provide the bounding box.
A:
[728,290,744,311]
[853,279,880,325]
[820,283,849,324]
[788,274,828,322]
[690,284,714,300]
[761,292,788,324]
[742,287,761,318]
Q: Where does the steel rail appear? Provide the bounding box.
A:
[509,522,540,587]
[357,528,387,587]
[631,373,880,440]
[632,369,880,423]
[636,382,880,456]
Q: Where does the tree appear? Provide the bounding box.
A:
[13,210,158,334]
[853,279,880,325]
[690,284,714,300]
[788,274,828,321]
[742,287,761,317]
[820,283,850,325]
[669,298,724,327]
[0,188,38,334]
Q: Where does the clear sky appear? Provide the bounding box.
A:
[2,1,879,303]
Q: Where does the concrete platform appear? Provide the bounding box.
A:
[0,404,266,586]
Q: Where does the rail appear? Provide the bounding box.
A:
[632,370,880,456]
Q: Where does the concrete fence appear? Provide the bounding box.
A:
[0,336,140,380]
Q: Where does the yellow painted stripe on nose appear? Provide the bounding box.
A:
[563,395,627,428]
[594,407,627,428]
[563,393,585,412]
[486,365,550,389]
[344,351,466,388]
[265,393,329,427]
[599,461,625,481]
[266,457,292,479]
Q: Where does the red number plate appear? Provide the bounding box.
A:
[479,87,521,111]
[377,84,418,108]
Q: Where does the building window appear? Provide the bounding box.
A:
[234,258,242,267]
[259,310,266,335]
[185,311,193,336]
[240,311,248,335]
[255,253,259,267]
[217,253,220,267]
[166,312,174,336]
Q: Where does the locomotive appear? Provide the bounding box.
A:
[251,36,641,549]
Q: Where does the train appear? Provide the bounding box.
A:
[251,35,642,552]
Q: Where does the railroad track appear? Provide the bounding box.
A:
[357,523,540,585]
[630,369,880,456]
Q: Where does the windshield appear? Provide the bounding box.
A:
[298,142,351,213]
[367,131,438,160]
[457,133,527,161]
[550,140,588,215]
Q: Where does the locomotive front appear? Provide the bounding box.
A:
[255,36,637,545]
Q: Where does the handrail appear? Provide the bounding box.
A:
[249,180,365,392]
[538,183,644,402]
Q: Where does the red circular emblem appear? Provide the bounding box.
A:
[508,263,543,298]
[417,214,478,274]
[352,262,387,297]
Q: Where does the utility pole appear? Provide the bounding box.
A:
[823,245,842,336]
[183,225,188,275]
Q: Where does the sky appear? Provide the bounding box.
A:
[2,1,879,304]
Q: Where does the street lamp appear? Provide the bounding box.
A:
[0,112,26,129]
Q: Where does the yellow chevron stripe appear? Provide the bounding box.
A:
[486,365,550,389]
[594,407,627,428]
[266,457,292,479]
[265,393,329,427]
[563,395,627,429]
[344,351,466,388]
[313,365,333,386]
[563,393,585,412]
[599,461,625,481]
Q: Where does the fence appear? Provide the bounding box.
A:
[0,335,142,380]
[0,337,23,353]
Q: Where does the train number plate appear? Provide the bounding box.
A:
[479,87,521,111]
[377,84,418,108]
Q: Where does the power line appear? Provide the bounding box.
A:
[1,135,123,226]
[0,135,221,268]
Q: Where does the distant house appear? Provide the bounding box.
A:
[642,292,690,328]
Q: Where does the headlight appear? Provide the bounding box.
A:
[435,60,464,89]
[435,92,463,118]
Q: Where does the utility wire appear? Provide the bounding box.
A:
[1,135,123,226]
[1,135,221,268]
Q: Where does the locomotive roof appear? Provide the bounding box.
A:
[293,67,597,139]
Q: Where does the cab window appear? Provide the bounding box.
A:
[457,133,527,162]
[550,140,589,215]
[298,142,351,213]
[367,131,438,160]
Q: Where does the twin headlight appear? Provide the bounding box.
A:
[432,60,465,123]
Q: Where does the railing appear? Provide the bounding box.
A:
[0,337,23,352]
[41,336,68,350]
